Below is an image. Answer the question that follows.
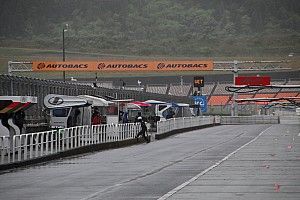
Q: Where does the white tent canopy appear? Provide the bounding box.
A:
[78,95,113,107]
[44,94,90,109]
[144,99,166,104]
[127,103,141,110]
[44,94,114,109]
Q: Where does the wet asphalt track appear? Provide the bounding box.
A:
[0,124,299,200]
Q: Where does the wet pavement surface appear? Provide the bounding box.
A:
[164,124,300,200]
[0,124,299,200]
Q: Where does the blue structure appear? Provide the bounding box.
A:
[192,95,207,113]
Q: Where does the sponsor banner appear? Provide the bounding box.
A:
[192,95,207,112]
[151,60,213,71]
[32,60,213,72]
[235,76,271,86]
[32,61,93,71]
[96,61,151,72]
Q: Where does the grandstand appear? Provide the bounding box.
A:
[146,84,168,94]
[208,95,231,106]
[237,94,255,99]
[255,79,285,94]
[123,85,143,92]
[168,83,192,96]
[207,79,299,106]
[202,82,216,97]
[96,81,114,89]
[275,92,299,98]
[206,82,232,106]
[77,78,300,107]
[282,79,300,92]
[1,74,299,119]
[93,78,299,107]
[214,82,232,95]
[254,93,276,98]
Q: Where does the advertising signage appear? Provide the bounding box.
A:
[32,60,214,72]
[192,95,207,113]
[194,76,204,87]
[235,76,271,86]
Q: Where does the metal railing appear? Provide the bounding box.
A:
[220,115,279,124]
[156,116,218,135]
[0,123,140,165]
[3,114,283,166]
[1,116,219,166]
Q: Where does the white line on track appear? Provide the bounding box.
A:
[157,125,273,200]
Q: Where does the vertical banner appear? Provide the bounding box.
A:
[192,95,207,113]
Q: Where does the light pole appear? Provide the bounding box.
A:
[231,60,238,116]
[62,24,68,82]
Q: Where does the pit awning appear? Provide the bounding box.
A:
[0,96,37,114]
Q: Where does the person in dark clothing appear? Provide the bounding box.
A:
[14,111,25,134]
[122,112,129,123]
[74,108,81,126]
[165,108,175,119]
[134,112,142,123]
[135,116,150,143]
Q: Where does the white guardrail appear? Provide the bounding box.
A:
[0,123,140,165]
[220,115,279,124]
[1,115,283,166]
[1,116,219,165]
[156,116,219,135]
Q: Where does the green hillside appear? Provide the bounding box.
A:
[0,0,299,77]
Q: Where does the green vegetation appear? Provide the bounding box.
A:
[0,0,299,76]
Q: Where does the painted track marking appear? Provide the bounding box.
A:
[157,125,273,200]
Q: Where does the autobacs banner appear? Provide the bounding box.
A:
[32,60,214,72]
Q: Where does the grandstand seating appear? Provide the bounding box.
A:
[214,82,232,95]
[256,80,285,93]
[146,84,168,94]
[1,74,298,116]
[202,83,216,96]
[200,78,299,106]
[123,85,143,91]
[208,95,231,106]
[254,93,276,98]
[234,94,255,104]
[275,92,299,98]
[237,94,255,99]
[168,84,192,96]
[281,79,300,92]
[96,81,114,89]
[92,79,298,100]
[286,80,300,85]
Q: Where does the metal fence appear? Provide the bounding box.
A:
[1,116,220,166]
[1,114,286,166]
[0,123,140,165]
[156,116,218,135]
[220,115,280,124]
[279,115,300,124]
[207,104,288,116]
